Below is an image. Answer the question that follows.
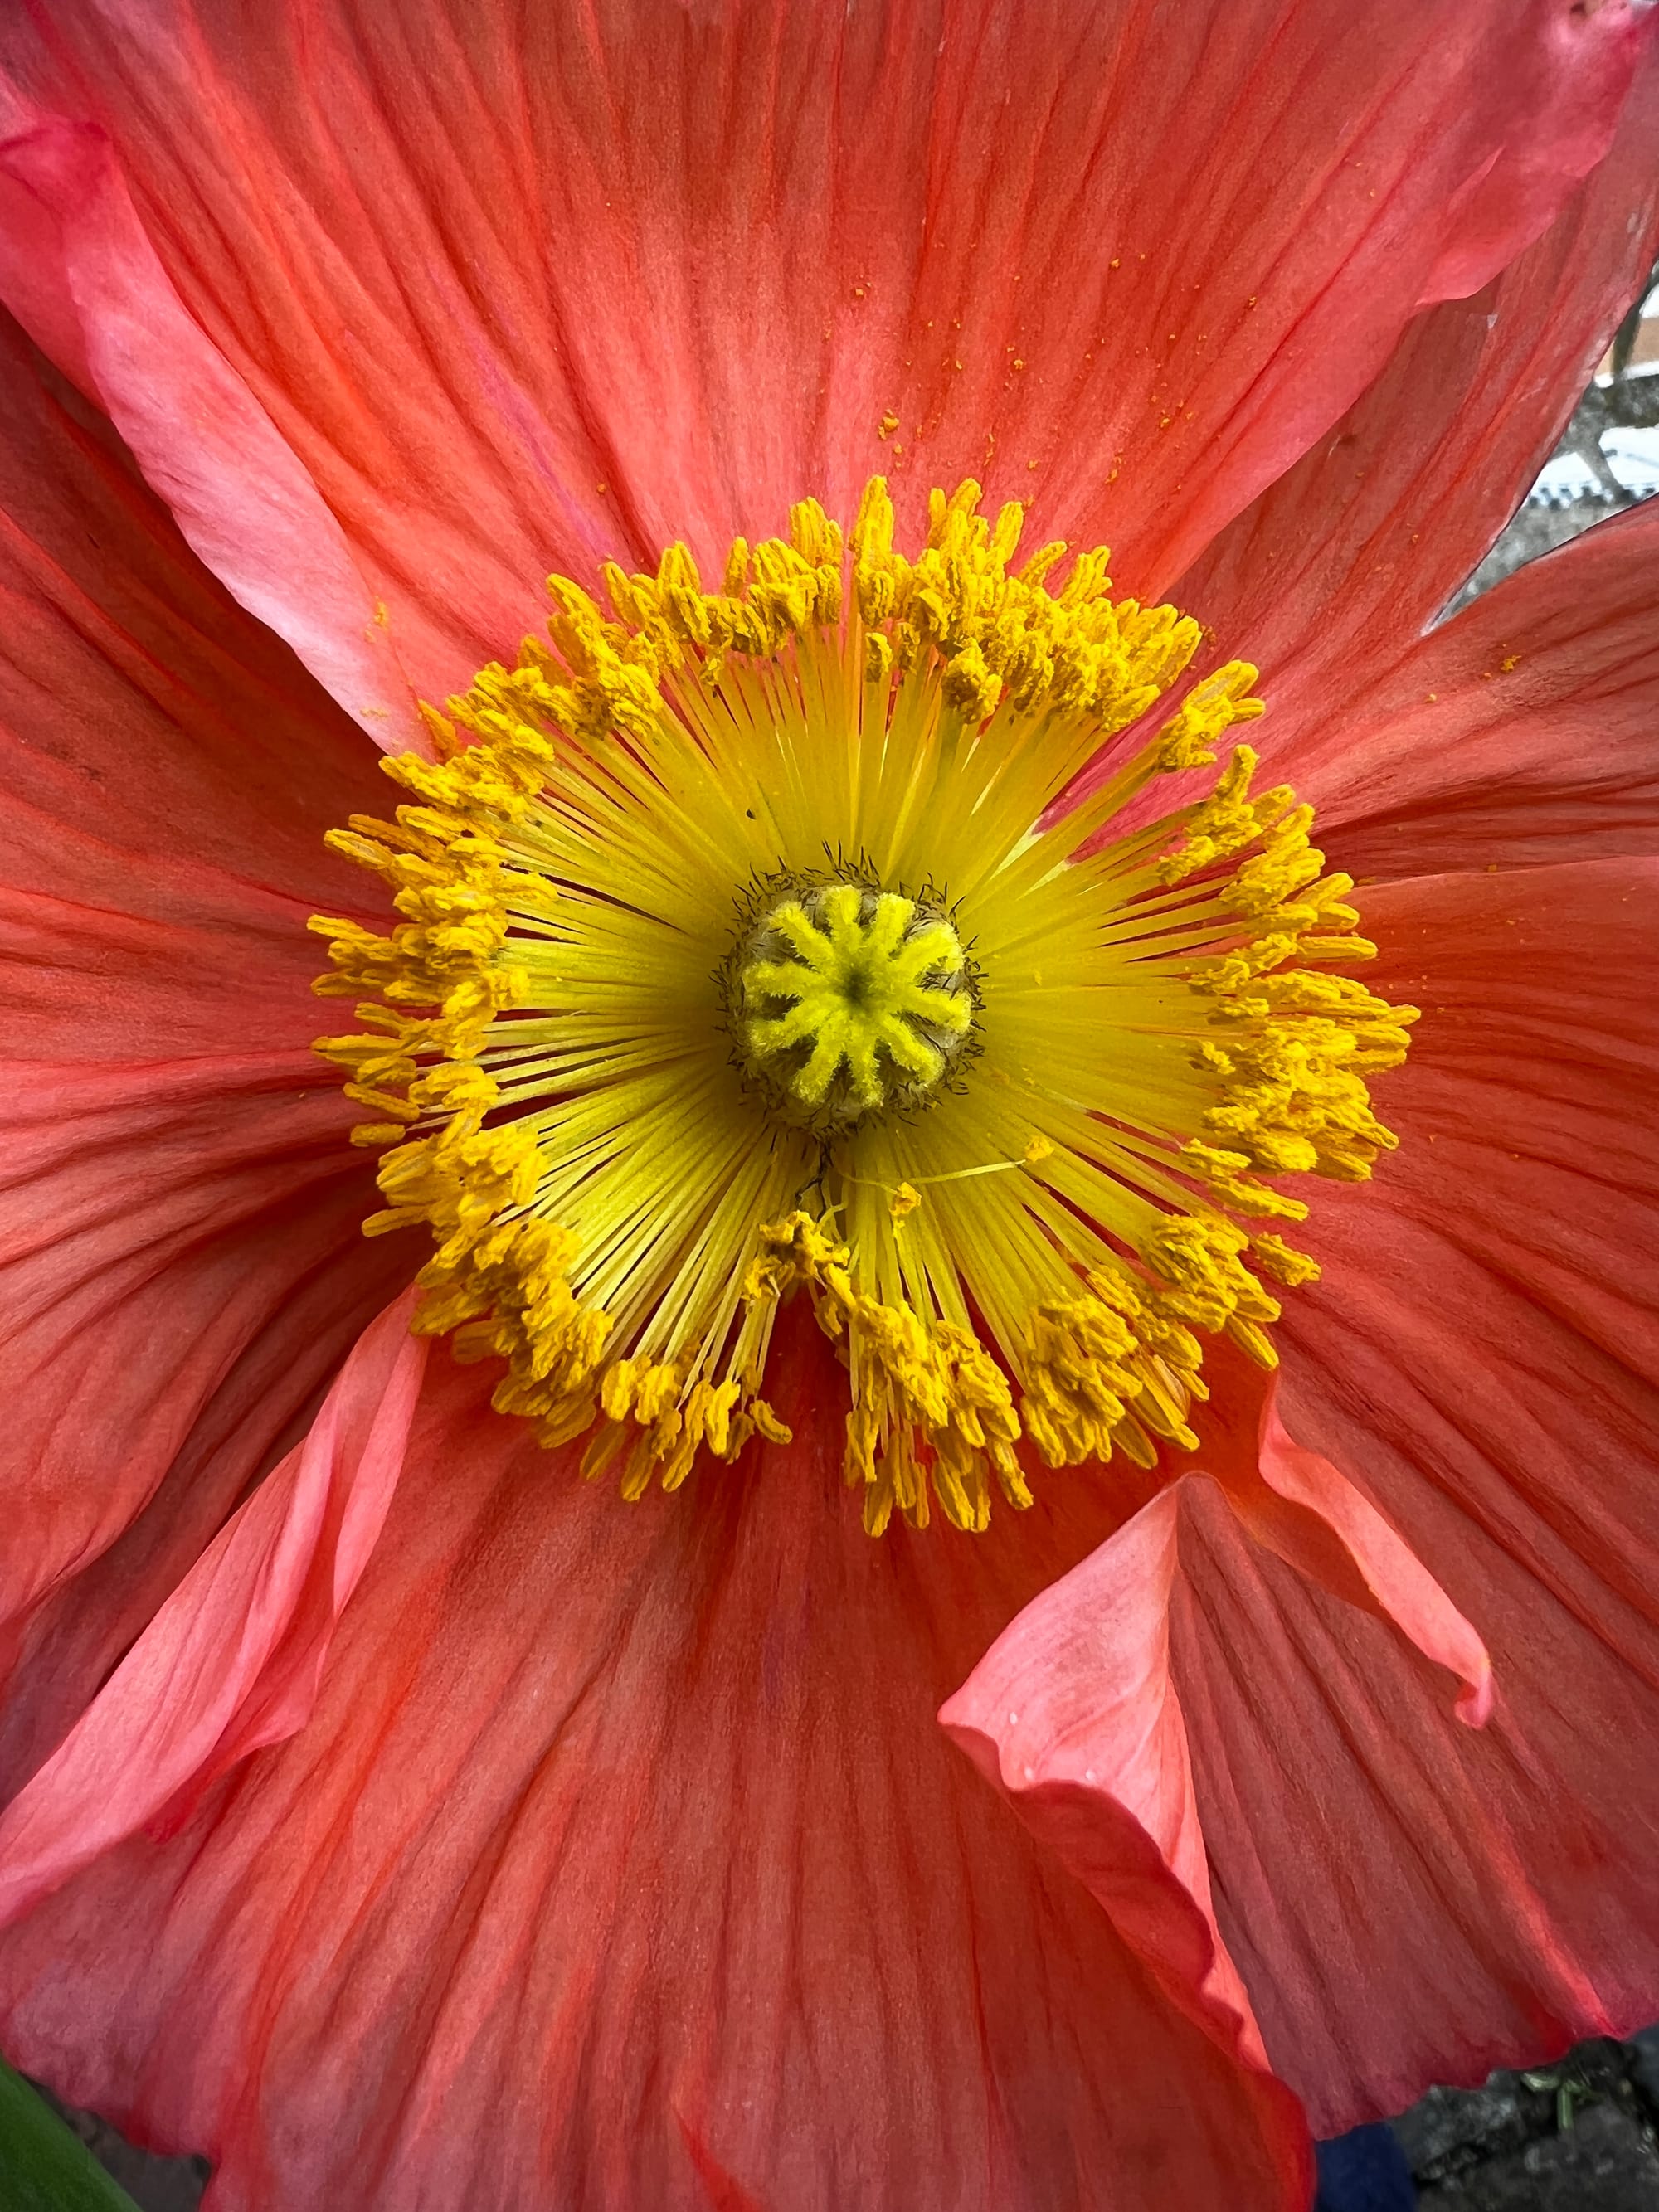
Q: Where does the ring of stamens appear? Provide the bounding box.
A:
[312,478,1414,1534]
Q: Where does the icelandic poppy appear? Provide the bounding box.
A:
[0,4,1656,2208]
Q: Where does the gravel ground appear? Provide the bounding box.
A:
[1400,2036,1659,2211]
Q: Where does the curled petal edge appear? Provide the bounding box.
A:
[0,1291,427,1929]
[0,110,424,750]
[941,1381,1490,2161]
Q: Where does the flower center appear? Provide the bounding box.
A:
[312,479,1414,1534]
[726,877,977,1130]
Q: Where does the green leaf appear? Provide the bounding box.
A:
[0,2061,144,2212]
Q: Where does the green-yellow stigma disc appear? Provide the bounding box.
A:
[736,882,974,1127]
[310,477,1416,1535]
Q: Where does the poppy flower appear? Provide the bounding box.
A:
[0,3,1657,2208]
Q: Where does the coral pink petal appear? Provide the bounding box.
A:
[1412,0,1647,308]
[1282,499,1659,880]
[1184,1341,1492,1726]
[1175,857,1659,2132]
[0,1293,425,1922]
[938,1485,1282,2078]
[0,1059,412,1784]
[0,309,417,1772]
[1175,42,1659,764]
[0,2,1645,716]
[0,113,421,750]
[1242,1402,1492,1727]
[0,1323,1309,2212]
[937,1369,1487,2144]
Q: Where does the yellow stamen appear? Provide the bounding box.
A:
[312,478,1413,1533]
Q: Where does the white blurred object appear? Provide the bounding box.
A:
[1528,451,1606,507]
[1525,421,1659,510]
[1602,426,1659,498]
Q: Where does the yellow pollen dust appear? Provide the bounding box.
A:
[311,477,1416,1535]
[737,883,973,1123]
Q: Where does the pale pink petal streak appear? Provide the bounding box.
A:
[939,1483,1277,2071]
[1228,1396,1492,1725]
[1170,1339,1493,1727]
[0,1290,426,1929]
[0,108,422,748]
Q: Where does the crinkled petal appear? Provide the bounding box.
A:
[1284,500,1659,880]
[0,109,422,747]
[1174,41,1659,753]
[1180,858,1659,2131]
[1411,0,1647,308]
[0,1292,426,1918]
[0,1321,1309,2212]
[937,1362,1488,2129]
[0,0,1645,715]
[1188,1342,1492,1727]
[938,1485,1277,2069]
[0,308,416,1763]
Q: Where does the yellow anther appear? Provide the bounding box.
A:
[1251,1232,1322,1286]
[1155,660,1265,771]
